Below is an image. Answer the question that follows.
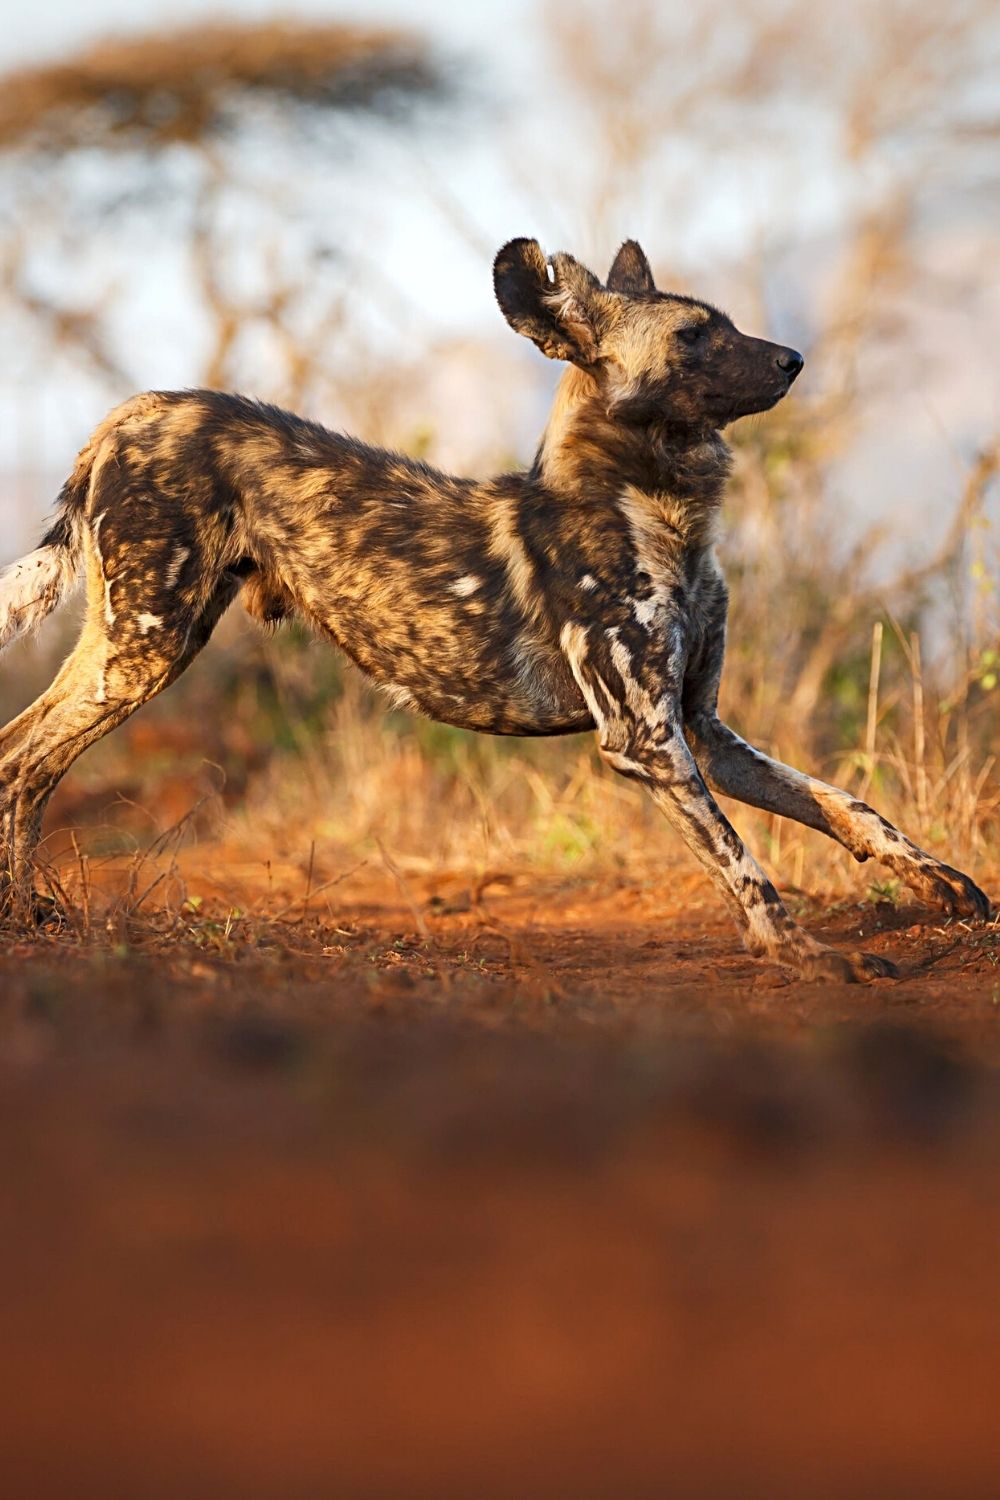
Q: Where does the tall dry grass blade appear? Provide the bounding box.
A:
[377,837,430,942]
[911,631,927,830]
[302,839,316,923]
[70,830,91,941]
[859,618,884,799]
[270,861,367,921]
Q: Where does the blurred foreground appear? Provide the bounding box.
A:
[1,850,999,1498]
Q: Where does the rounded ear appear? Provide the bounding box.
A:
[607,240,656,296]
[494,238,602,365]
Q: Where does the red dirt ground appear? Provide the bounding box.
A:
[1,853,999,1499]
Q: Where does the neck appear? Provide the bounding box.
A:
[534,366,731,545]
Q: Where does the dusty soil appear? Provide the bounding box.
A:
[1,850,999,1499]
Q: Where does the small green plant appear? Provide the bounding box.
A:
[867,879,902,905]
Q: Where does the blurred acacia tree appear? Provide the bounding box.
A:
[0,21,450,403]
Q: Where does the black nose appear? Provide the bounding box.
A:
[776,348,804,380]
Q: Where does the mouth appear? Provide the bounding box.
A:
[728,381,794,420]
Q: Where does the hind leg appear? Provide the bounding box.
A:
[0,529,237,916]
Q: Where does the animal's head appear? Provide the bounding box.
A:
[493,237,803,430]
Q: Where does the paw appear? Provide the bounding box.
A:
[30,891,70,930]
[849,949,899,980]
[800,946,898,985]
[0,880,66,929]
[902,861,991,921]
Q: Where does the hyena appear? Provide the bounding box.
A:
[0,238,990,976]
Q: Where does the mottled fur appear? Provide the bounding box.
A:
[0,238,989,970]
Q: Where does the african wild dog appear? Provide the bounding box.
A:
[0,238,990,975]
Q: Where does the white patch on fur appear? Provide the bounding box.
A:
[94,666,107,704]
[559,620,586,657]
[579,574,597,592]
[165,545,190,588]
[602,750,651,780]
[607,628,633,683]
[136,613,161,634]
[560,621,605,725]
[451,574,481,597]
[605,627,671,735]
[606,374,642,412]
[90,512,116,627]
[544,283,583,326]
[0,545,78,650]
[632,587,669,629]
[381,682,417,713]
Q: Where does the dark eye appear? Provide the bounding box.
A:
[677,324,705,347]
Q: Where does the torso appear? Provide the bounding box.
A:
[282,479,726,737]
[220,394,732,737]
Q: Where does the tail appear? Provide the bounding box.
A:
[0,458,92,653]
[1,392,183,653]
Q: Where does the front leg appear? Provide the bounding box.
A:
[686,713,990,921]
[561,622,896,983]
[681,584,990,923]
